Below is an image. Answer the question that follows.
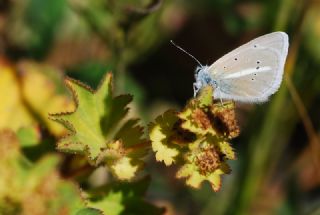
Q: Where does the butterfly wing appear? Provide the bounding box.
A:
[208,32,289,103]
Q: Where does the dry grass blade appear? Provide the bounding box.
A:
[285,75,320,179]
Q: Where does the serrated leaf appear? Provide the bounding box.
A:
[207,172,222,192]
[176,163,223,192]
[110,157,139,180]
[175,137,228,191]
[86,177,164,215]
[114,119,149,159]
[217,141,236,160]
[50,73,131,159]
[178,104,216,136]
[177,87,219,136]
[150,88,238,191]
[115,119,145,148]
[88,190,124,215]
[50,73,148,180]
[149,110,181,166]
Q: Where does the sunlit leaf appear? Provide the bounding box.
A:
[149,110,181,166]
[50,73,149,180]
[149,86,238,191]
[0,59,34,131]
[19,61,75,136]
[0,59,75,137]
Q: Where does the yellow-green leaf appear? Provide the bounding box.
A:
[149,110,181,166]
[150,87,238,191]
[110,157,139,180]
[0,130,85,214]
[50,73,148,180]
[0,60,34,131]
[86,177,164,215]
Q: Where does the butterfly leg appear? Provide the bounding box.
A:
[217,87,223,106]
[193,83,198,97]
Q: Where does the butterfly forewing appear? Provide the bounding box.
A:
[208,32,289,102]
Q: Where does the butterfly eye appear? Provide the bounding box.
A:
[257,61,260,64]
[256,66,260,70]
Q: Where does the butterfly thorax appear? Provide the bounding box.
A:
[193,66,218,96]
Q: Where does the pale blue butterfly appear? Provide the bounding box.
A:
[171,32,289,103]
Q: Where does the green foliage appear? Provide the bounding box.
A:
[149,110,180,166]
[76,208,103,215]
[69,0,168,71]
[17,126,40,147]
[0,130,85,214]
[83,177,164,215]
[25,0,67,57]
[50,73,149,180]
[7,0,67,58]
[3,0,320,214]
[149,86,239,191]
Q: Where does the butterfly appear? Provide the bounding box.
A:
[171,32,289,103]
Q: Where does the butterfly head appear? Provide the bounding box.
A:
[194,66,217,96]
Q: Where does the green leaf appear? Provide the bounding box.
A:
[0,130,85,214]
[50,73,130,159]
[17,126,40,147]
[0,62,34,131]
[178,87,217,136]
[110,157,140,180]
[0,61,74,136]
[149,110,181,166]
[217,141,236,160]
[76,208,103,215]
[176,136,233,192]
[19,61,75,137]
[149,89,238,191]
[50,73,149,180]
[25,0,67,57]
[86,177,164,215]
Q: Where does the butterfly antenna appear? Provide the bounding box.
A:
[170,40,203,67]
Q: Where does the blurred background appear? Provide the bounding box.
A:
[0,0,320,214]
